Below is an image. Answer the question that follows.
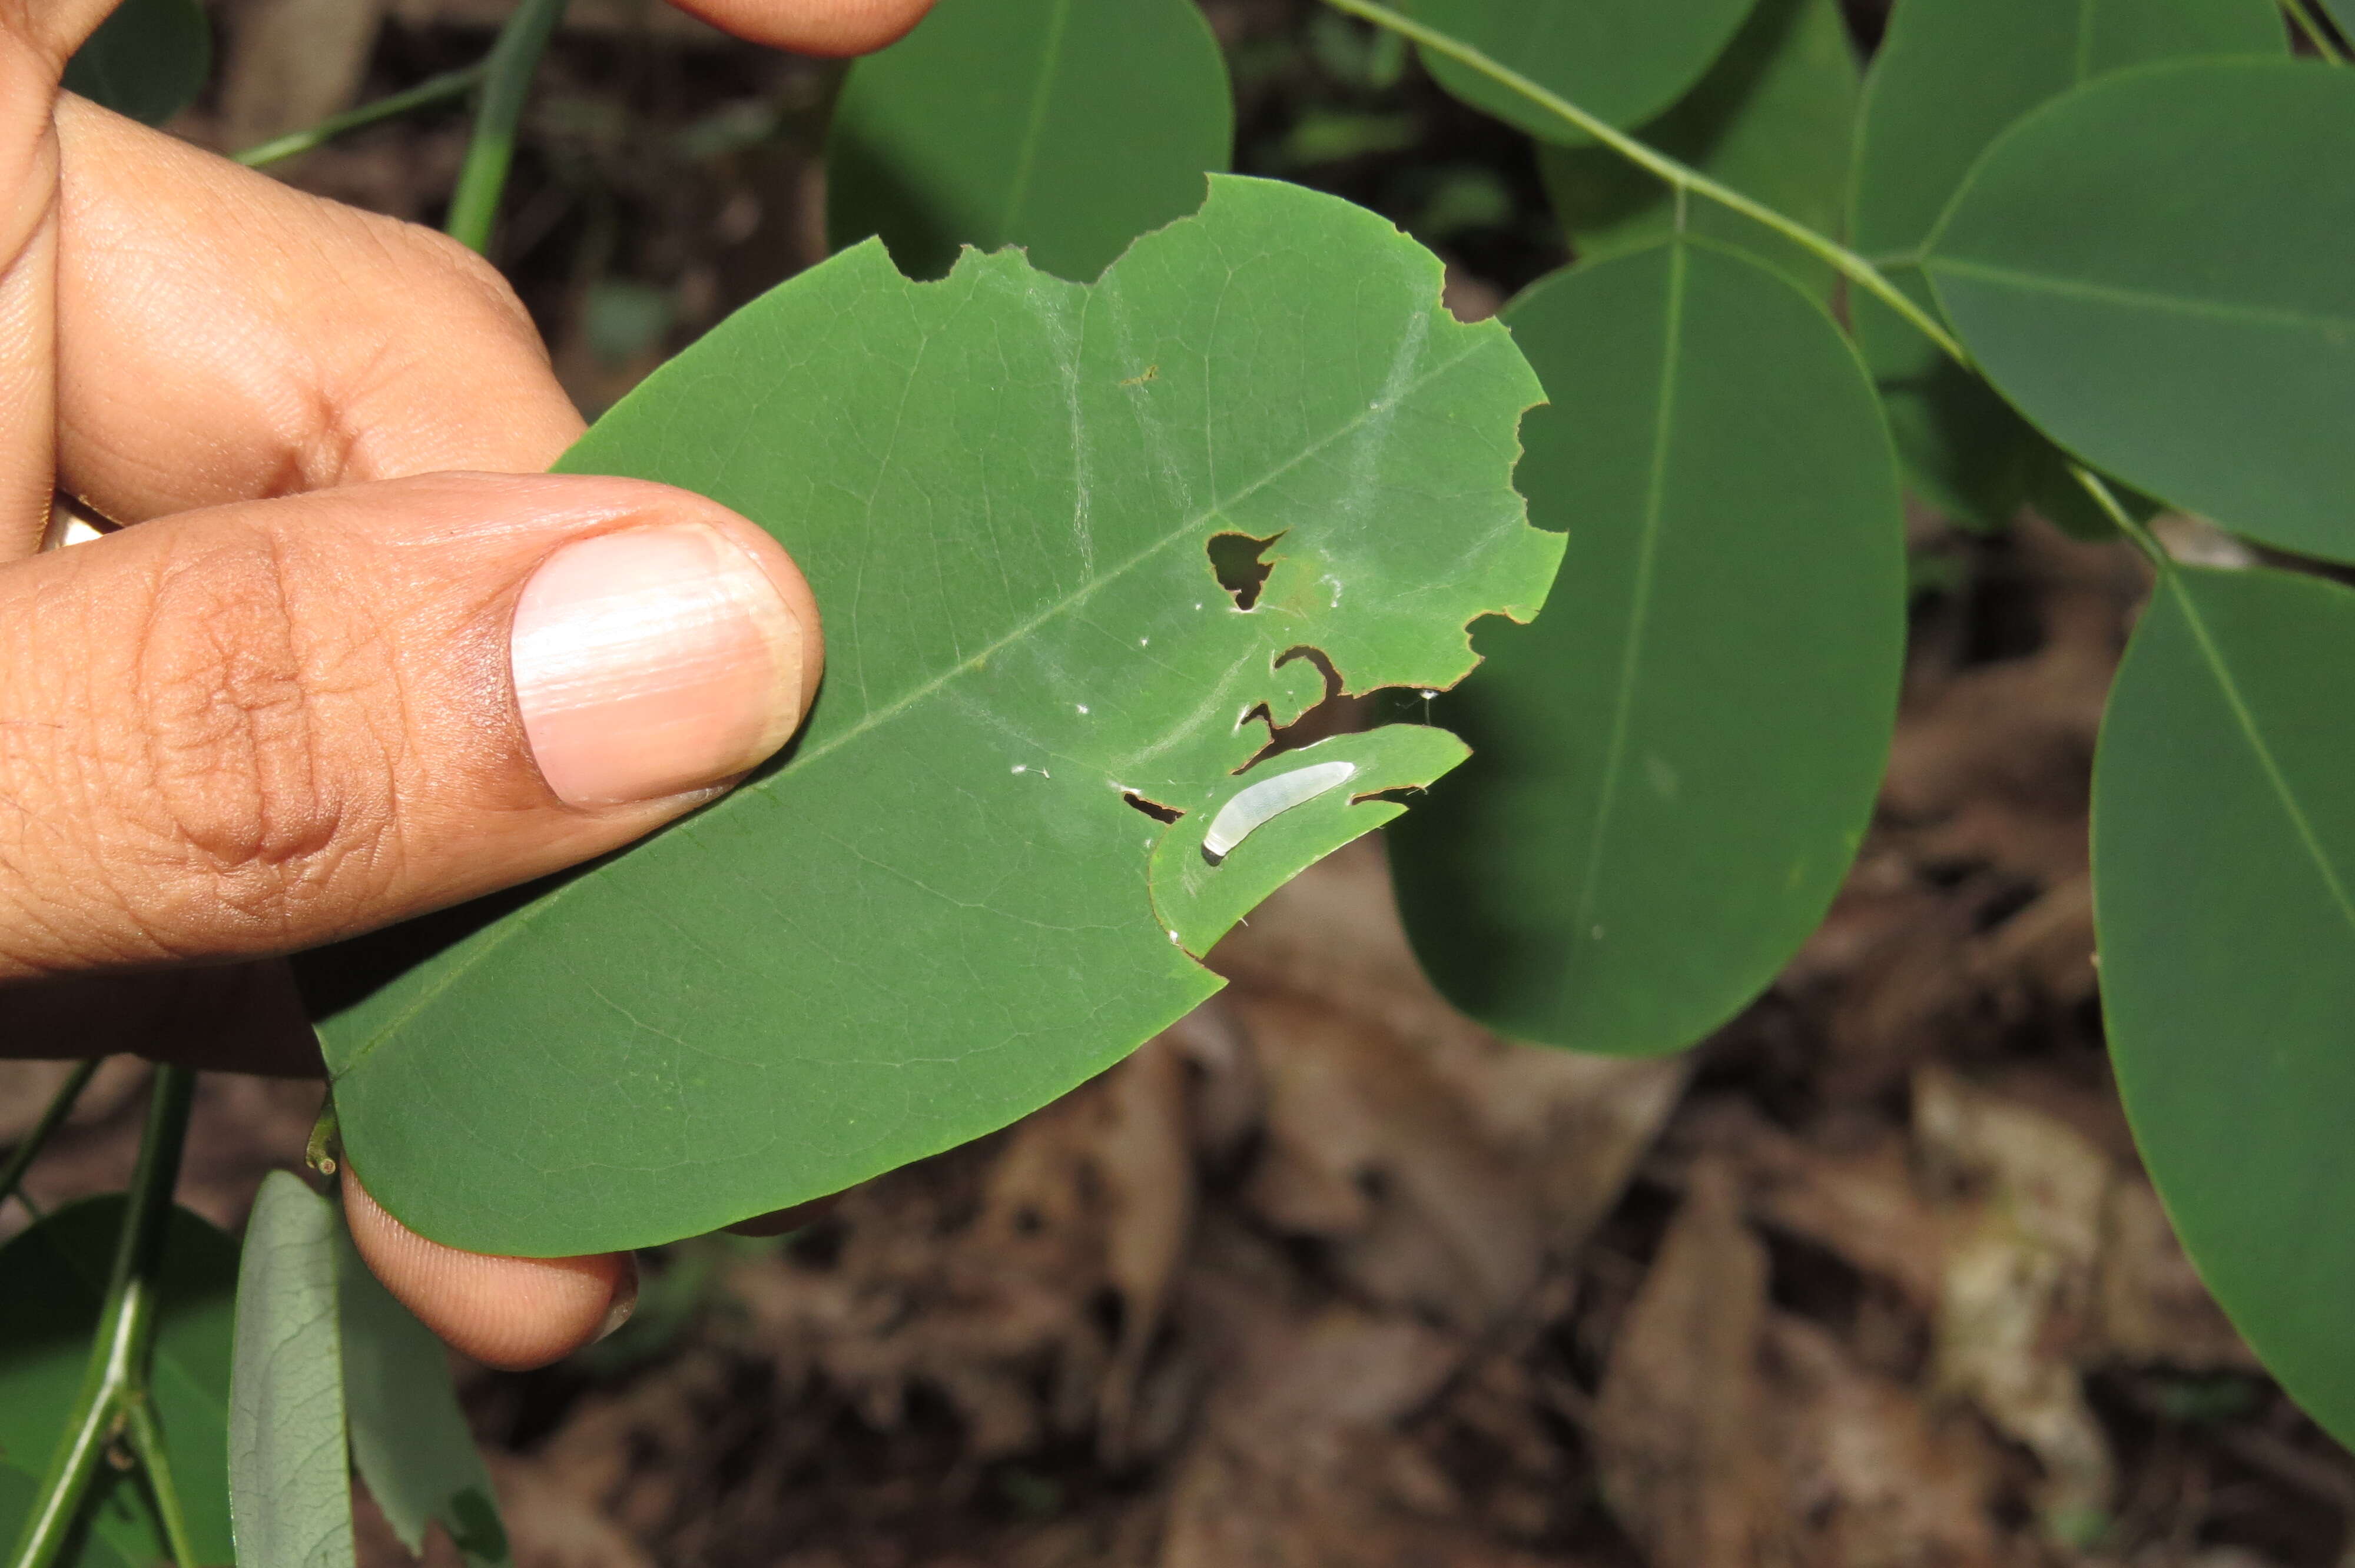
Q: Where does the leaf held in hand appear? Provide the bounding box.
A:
[304,175,1560,1258]
[62,0,211,127]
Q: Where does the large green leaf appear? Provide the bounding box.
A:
[825,0,1232,283]
[2330,0,2353,37]
[1401,0,1757,144]
[1389,237,1902,1058]
[62,0,211,127]
[1849,0,2283,530]
[303,175,1559,1258]
[231,1174,354,1568]
[1538,0,1859,296]
[336,1225,508,1566]
[2094,563,2355,1450]
[1927,60,2355,563]
[0,1197,238,1568]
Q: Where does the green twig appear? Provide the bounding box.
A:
[120,1396,201,1568]
[233,65,485,168]
[6,1067,198,1568]
[2072,466,2167,568]
[1319,0,1973,368]
[0,1059,98,1218]
[2282,0,2348,62]
[444,0,572,253]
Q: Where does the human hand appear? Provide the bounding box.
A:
[0,0,926,1367]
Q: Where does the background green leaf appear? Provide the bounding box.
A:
[825,0,1232,282]
[336,1224,508,1566]
[231,1172,355,1568]
[2093,563,2355,1452]
[0,1196,237,1568]
[1389,237,1902,1058]
[61,0,210,126]
[1401,0,1757,143]
[1538,0,1859,296]
[1928,60,2355,563]
[1847,0,2283,530]
[303,176,1558,1258]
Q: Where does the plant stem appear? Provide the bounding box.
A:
[120,1396,201,1568]
[0,1059,98,1217]
[443,0,572,254]
[5,1067,198,1568]
[2281,0,2348,62]
[2072,466,2168,569]
[1319,0,1972,368]
[233,65,485,168]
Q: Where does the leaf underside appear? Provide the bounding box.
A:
[304,175,1558,1258]
[230,1174,356,1568]
[1390,237,1902,1058]
[1846,0,2283,530]
[61,0,211,127]
[2094,564,2355,1452]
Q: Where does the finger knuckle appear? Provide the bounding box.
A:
[116,525,406,949]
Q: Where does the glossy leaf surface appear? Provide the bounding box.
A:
[307,177,1558,1257]
[0,1197,237,1567]
[1540,0,1858,295]
[1389,239,1902,1057]
[62,0,210,125]
[231,1173,355,1568]
[1849,0,2282,529]
[1928,60,2355,562]
[2094,564,2355,1450]
[338,1226,508,1565]
[826,0,1232,282]
[1402,0,1756,142]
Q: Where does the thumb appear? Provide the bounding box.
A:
[0,470,821,978]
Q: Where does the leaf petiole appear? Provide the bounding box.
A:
[1319,0,1972,368]
[2280,0,2347,63]
[2071,466,2167,569]
[233,64,485,168]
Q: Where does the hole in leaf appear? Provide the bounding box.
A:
[1206,530,1282,610]
[1122,791,1182,824]
[1240,646,1379,767]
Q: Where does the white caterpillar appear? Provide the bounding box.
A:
[1200,760,1358,865]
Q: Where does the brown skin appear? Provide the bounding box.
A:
[0,0,930,1366]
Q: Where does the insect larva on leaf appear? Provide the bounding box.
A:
[1200,760,1358,866]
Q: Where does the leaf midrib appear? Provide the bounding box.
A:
[1928,255,2355,337]
[1568,238,1688,954]
[335,324,1499,1077]
[2168,572,2355,944]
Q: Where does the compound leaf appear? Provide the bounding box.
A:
[826,0,1232,283]
[1928,59,2355,563]
[337,1225,508,1566]
[0,1196,237,1568]
[1389,238,1902,1057]
[2094,563,2355,1451]
[1849,0,2282,529]
[1540,0,1859,295]
[231,1172,354,1568]
[62,0,210,126]
[304,175,1559,1258]
[1401,0,1756,144]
